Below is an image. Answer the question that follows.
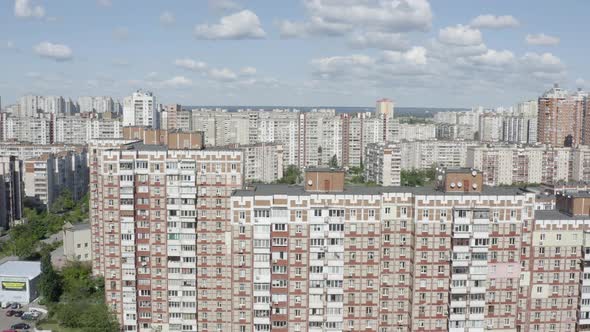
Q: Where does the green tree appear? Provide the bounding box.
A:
[277,165,301,185]
[39,252,62,302]
[329,155,338,168]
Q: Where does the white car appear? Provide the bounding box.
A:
[1,302,11,309]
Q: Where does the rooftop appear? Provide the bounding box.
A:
[0,261,41,279]
[233,184,526,197]
[535,210,589,220]
[63,222,90,232]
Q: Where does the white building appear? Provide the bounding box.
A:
[0,261,41,305]
[240,143,284,183]
[78,96,115,114]
[364,142,401,186]
[123,90,159,128]
[399,140,481,170]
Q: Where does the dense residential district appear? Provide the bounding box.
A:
[4,86,590,332]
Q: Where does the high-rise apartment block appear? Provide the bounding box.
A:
[23,148,88,207]
[90,141,243,332]
[537,84,585,147]
[376,98,394,118]
[123,90,159,129]
[239,143,284,183]
[78,96,117,114]
[364,142,401,186]
[0,156,24,230]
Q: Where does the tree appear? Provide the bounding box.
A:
[329,155,338,168]
[277,165,301,185]
[39,252,62,302]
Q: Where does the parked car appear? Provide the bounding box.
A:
[13,310,24,317]
[10,323,30,330]
[5,310,16,316]
[1,302,11,309]
[9,303,20,309]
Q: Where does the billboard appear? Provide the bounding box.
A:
[1,281,26,291]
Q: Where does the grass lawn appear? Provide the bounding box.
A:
[37,319,82,332]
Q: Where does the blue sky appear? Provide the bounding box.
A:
[0,0,588,107]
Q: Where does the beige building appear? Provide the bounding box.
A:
[364,142,401,186]
[63,222,91,261]
[23,148,88,207]
[239,143,284,183]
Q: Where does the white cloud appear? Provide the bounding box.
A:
[209,68,239,81]
[194,10,266,40]
[14,0,45,19]
[161,76,193,87]
[97,0,112,7]
[470,49,515,67]
[470,15,520,29]
[33,42,73,61]
[208,0,241,12]
[160,11,175,25]
[113,27,129,40]
[279,0,432,38]
[348,31,408,51]
[112,59,130,66]
[174,58,208,71]
[240,67,257,75]
[521,52,565,73]
[439,25,482,46]
[382,46,428,65]
[526,33,560,46]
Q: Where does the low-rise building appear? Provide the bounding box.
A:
[0,261,41,305]
[63,222,91,262]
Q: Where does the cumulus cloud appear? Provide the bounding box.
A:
[113,27,129,40]
[97,0,112,7]
[33,42,73,61]
[382,46,428,65]
[521,52,565,73]
[526,33,560,46]
[209,68,239,81]
[160,11,175,25]
[240,66,257,75]
[174,58,208,71]
[14,0,45,19]
[161,76,193,87]
[208,0,241,12]
[470,49,515,67]
[194,10,266,40]
[470,15,519,29]
[279,0,432,38]
[439,24,482,46]
[348,31,408,51]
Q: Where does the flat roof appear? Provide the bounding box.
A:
[535,210,589,220]
[0,261,41,279]
[233,184,526,197]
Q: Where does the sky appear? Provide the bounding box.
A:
[0,0,589,108]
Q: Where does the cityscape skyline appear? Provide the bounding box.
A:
[1,0,590,107]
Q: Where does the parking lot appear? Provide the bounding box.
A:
[0,303,43,331]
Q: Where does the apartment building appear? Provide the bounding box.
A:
[1,115,53,144]
[123,90,159,128]
[397,124,436,141]
[239,143,284,184]
[22,148,88,207]
[230,168,535,332]
[0,156,24,230]
[90,141,243,332]
[78,96,116,114]
[537,84,585,147]
[467,144,581,186]
[0,142,82,160]
[364,142,401,186]
[399,140,481,170]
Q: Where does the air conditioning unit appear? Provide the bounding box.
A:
[272,259,278,264]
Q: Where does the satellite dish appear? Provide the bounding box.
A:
[471,171,477,177]
[472,183,478,189]
[450,182,456,188]
[437,175,443,181]
[307,180,313,186]
[457,182,463,188]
